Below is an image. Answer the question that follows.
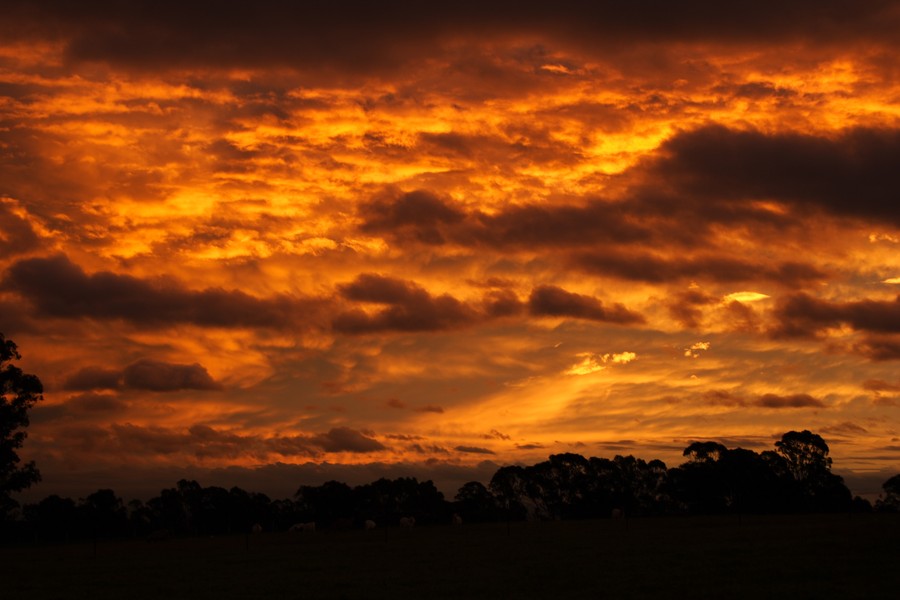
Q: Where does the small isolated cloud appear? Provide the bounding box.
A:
[386,398,406,409]
[454,445,496,455]
[64,360,221,392]
[516,443,545,450]
[333,273,478,333]
[724,291,770,303]
[528,285,644,324]
[539,64,574,75]
[684,342,710,358]
[869,233,899,244]
[312,427,386,453]
[702,390,825,409]
[483,429,511,440]
[756,393,824,408]
[414,404,445,413]
[123,359,222,391]
[566,354,606,375]
[821,422,868,436]
[566,351,637,375]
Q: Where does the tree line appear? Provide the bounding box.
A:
[3,332,900,545]
[4,430,900,543]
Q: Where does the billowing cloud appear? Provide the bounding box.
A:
[64,360,221,392]
[122,359,221,392]
[4,254,310,329]
[333,274,479,333]
[772,293,900,338]
[311,427,387,453]
[528,285,644,324]
[360,189,465,245]
[650,125,900,225]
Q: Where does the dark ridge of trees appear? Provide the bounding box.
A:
[4,430,892,544]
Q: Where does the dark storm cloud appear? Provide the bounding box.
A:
[572,251,824,285]
[359,191,654,250]
[333,273,478,333]
[122,359,221,392]
[471,202,652,248]
[772,293,900,338]
[309,427,387,453]
[480,289,525,318]
[360,190,465,245]
[651,125,900,225]
[528,285,645,324]
[701,390,825,408]
[356,189,822,287]
[3,254,311,329]
[5,1,898,73]
[454,445,496,455]
[65,360,221,392]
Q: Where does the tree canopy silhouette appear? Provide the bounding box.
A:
[0,333,43,518]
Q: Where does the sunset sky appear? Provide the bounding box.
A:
[3,1,900,501]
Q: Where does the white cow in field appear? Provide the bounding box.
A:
[364,519,377,530]
[451,513,463,527]
[251,523,263,534]
[399,516,415,529]
[289,521,316,532]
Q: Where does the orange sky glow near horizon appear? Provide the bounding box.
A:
[2,1,900,501]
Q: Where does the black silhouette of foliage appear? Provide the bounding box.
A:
[14,430,869,543]
[875,474,900,512]
[0,333,43,519]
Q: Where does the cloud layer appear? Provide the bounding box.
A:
[3,2,900,501]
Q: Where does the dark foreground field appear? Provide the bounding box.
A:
[3,514,899,599]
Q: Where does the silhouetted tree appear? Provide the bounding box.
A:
[489,465,529,520]
[0,333,43,519]
[775,430,850,511]
[454,481,498,522]
[80,489,128,539]
[24,494,77,541]
[669,444,729,514]
[775,430,832,482]
[296,480,353,526]
[875,474,900,512]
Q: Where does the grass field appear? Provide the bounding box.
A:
[3,514,899,599]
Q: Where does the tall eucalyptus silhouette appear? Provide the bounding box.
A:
[0,333,43,518]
